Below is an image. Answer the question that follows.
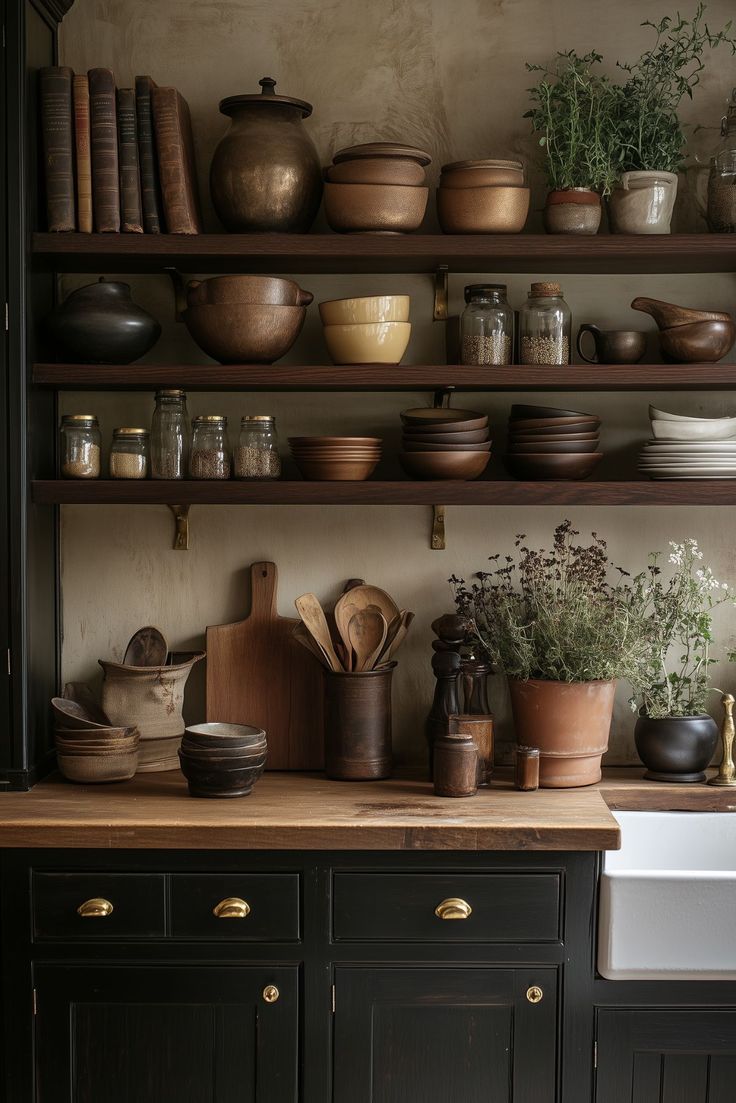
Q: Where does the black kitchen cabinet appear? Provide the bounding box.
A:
[34,963,299,1103]
[595,1008,736,1103]
[333,966,558,1103]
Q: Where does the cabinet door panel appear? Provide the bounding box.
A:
[334,966,557,1103]
[35,964,298,1103]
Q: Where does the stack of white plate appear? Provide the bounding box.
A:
[639,406,736,479]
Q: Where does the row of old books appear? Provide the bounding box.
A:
[39,67,202,234]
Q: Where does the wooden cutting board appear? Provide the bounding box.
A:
[206,562,324,770]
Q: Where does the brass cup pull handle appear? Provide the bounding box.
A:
[213,897,251,919]
[434,897,472,921]
[77,897,114,918]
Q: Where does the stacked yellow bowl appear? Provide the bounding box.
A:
[319,295,411,365]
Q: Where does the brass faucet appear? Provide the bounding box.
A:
[709,693,736,787]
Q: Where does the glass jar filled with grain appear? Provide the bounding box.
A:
[60,414,101,479]
[519,282,571,365]
[460,284,514,365]
[150,389,189,480]
[190,415,231,479]
[235,415,281,480]
[109,428,149,479]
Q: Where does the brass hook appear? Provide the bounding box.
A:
[168,505,190,551]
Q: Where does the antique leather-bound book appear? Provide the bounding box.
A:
[73,73,92,233]
[152,85,202,234]
[88,67,120,232]
[135,75,162,233]
[116,87,143,232]
[39,66,75,231]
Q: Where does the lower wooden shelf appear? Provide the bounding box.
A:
[31,479,736,506]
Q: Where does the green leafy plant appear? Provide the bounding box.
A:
[450,521,648,683]
[525,51,619,194]
[628,539,736,718]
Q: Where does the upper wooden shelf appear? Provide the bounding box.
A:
[31,232,736,274]
[33,362,736,391]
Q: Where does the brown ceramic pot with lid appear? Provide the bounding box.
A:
[210,76,323,233]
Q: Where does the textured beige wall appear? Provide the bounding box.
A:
[58,0,736,765]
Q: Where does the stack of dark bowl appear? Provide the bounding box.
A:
[399,407,491,480]
[51,697,139,783]
[505,404,602,480]
[178,722,267,798]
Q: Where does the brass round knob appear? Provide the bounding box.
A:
[434,897,472,921]
[212,897,251,919]
[263,985,279,1004]
[77,897,113,918]
[526,986,544,1004]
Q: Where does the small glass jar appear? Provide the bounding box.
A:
[60,414,101,479]
[189,415,231,479]
[109,428,149,479]
[707,88,736,233]
[519,282,571,365]
[150,389,189,480]
[235,415,281,479]
[460,284,514,365]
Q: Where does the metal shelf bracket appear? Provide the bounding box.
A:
[168,505,191,550]
[429,387,451,549]
[164,267,187,321]
[433,265,449,321]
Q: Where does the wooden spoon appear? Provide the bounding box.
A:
[343,584,400,628]
[293,622,332,669]
[295,593,343,673]
[123,626,168,667]
[348,610,387,672]
[385,610,415,661]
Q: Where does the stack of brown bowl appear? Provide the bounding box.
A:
[437,158,530,233]
[399,408,491,480]
[319,295,411,365]
[289,436,382,481]
[505,404,602,480]
[324,142,431,233]
[179,723,267,798]
[183,275,313,364]
[52,697,139,783]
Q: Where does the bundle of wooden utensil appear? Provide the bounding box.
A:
[294,582,414,673]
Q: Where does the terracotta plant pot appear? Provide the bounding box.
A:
[608,170,678,234]
[508,678,616,787]
[634,713,719,783]
[543,189,601,235]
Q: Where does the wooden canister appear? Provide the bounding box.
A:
[448,713,494,786]
[433,730,478,798]
[324,663,395,780]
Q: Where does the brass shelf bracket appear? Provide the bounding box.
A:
[431,505,446,551]
[163,267,187,322]
[433,265,449,321]
[168,505,191,550]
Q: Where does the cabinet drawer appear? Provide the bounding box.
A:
[32,873,166,940]
[171,874,300,940]
[332,871,561,942]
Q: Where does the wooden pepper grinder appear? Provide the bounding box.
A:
[461,655,492,715]
[426,649,461,780]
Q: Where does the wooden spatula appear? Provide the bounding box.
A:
[295,593,343,672]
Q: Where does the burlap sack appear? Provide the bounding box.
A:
[99,651,205,772]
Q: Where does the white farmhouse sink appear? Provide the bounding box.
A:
[598,810,736,980]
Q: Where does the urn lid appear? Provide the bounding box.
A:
[219,76,313,119]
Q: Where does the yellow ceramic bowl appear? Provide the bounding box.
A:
[437,185,530,234]
[323,321,412,365]
[319,295,410,326]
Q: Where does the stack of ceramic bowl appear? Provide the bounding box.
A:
[639,406,736,479]
[505,404,602,480]
[179,723,267,798]
[323,142,431,233]
[399,408,491,480]
[289,436,382,481]
[51,697,139,783]
[319,295,411,365]
[183,275,313,364]
[437,158,530,233]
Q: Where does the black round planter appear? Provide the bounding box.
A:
[634,713,719,783]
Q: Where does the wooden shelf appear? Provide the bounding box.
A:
[33,361,736,391]
[31,479,736,506]
[31,232,736,274]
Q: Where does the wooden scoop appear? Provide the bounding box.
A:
[348,610,387,672]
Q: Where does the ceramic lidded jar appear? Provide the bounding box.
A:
[43,278,161,364]
[209,76,323,233]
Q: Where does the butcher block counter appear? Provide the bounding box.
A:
[0,768,732,850]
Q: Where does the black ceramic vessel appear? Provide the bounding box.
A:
[634,713,719,783]
[44,278,161,364]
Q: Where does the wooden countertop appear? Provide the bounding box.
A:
[0,768,732,851]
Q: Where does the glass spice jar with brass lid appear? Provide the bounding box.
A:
[109,427,149,479]
[235,415,281,479]
[60,414,101,479]
[190,415,231,480]
[519,281,571,365]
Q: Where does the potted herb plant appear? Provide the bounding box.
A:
[629,539,735,782]
[609,4,736,234]
[525,51,618,235]
[451,522,647,787]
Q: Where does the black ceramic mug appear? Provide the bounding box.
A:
[576,324,647,364]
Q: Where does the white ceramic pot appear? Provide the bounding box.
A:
[608,170,678,234]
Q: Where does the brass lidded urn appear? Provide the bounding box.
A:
[210,76,323,233]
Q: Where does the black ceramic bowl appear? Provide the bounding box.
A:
[184,722,266,749]
[178,749,267,798]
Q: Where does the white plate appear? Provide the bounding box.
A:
[651,419,736,441]
[649,405,736,424]
[642,441,736,452]
[643,474,736,480]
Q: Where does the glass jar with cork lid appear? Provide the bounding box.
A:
[235,415,281,479]
[190,415,231,479]
[109,428,149,479]
[460,284,514,365]
[60,414,101,479]
[519,282,571,365]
